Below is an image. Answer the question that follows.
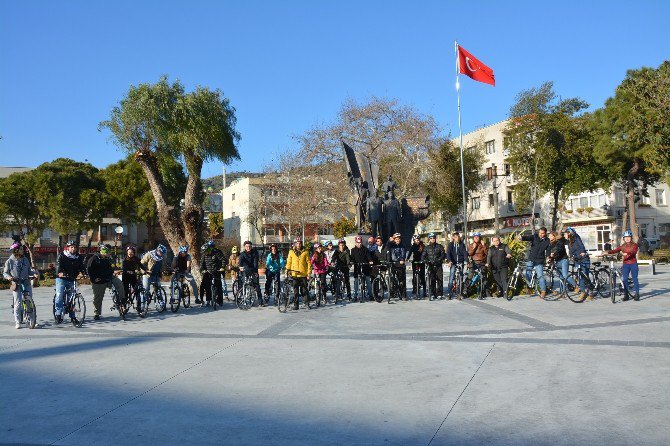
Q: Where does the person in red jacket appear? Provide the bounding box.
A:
[607,230,640,301]
[310,243,329,306]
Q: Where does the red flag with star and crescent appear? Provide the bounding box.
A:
[457,45,495,86]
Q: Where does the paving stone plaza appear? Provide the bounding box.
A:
[1,267,668,445]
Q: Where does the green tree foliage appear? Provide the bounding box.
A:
[32,158,107,239]
[504,82,604,230]
[100,155,186,245]
[590,61,668,238]
[424,139,486,217]
[100,76,240,276]
[333,217,357,238]
[0,170,47,245]
[207,213,223,238]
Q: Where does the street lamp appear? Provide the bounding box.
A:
[114,225,123,266]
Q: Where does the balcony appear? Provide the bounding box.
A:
[264,235,289,244]
[561,206,614,222]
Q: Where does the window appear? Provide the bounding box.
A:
[598,194,607,208]
[488,194,494,207]
[231,193,236,201]
[507,191,514,211]
[614,189,625,206]
[579,197,588,208]
[656,189,666,206]
[504,163,511,176]
[659,223,670,235]
[596,224,611,250]
[472,197,480,210]
[101,226,108,237]
[641,189,651,205]
[485,140,495,154]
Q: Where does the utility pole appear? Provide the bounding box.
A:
[491,163,500,235]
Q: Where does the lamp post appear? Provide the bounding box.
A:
[114,225,123,266]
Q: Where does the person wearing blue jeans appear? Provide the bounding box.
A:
[446,232,468,299]
[607,230,640,300]
[520,227,551,298]
[566,227,592,301]
[548,231,575,295]
[54,241,85,326]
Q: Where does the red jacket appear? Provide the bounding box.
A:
[310,254,329,275]
[608,243,638,264]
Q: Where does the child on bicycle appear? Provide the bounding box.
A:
[3,242,33,329]
[265,244,285,302]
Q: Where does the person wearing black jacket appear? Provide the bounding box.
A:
[548,231,575,295]
[238,241,263,305]
[422,233,445,300]
[200,240,228,306]
[332,239,352,300]
[386,233,407,298]
[122,245,146,311]
[520,227,551,298]
[407,235,426,298]
[54,241,86,325]
[446,232,468,299]
[87,244,125,320]
[350,235,373,301]
[486,236,512,297]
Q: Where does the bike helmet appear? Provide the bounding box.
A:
[65,240,77,247]
[231,246,238,253]
[99,244,112,253]
[427,233,435,238]
[126,244,137,252]
[9,241,21,251]
[179,245,188,253]
[206,240,216,248]
[354,235,362,243]
[393,233,401,238]
[412,234,420,240]
[339,238,346,244]
[294,236,302,243]
[201,243,209,252]
[313,242,322,249]
[473,232,481,237]
[325,240,333,247]
[157,244,167,255]
[623,230,633,238]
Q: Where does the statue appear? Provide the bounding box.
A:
[342,141,429,247]
[366,195,383,237]
[383,190,402,239]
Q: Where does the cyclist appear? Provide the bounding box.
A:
[238,240,263,305]
[286,237,311,310]
[87,244,125,320]
[141,243,167,305]
[122,244,146,312]
[446,232,468,299]
[606,230,640,301]
[224,246,240,305]
[387,233,407,299]
[324,240,336,265]
[54,241,86,326]
[520,227,550,299]
[548,231,574,296]
[170,245,198,302]
[4,242,33,329]
[265,244,285,302]
[423,233,445,300]
[350,235,374,302]
[332,238,352,300]
[200,240,227,306]
[310,242,329,305]
[467,233,489,299]
[407,234,426,299]
[566,227,592,301]
[486,236,512,298]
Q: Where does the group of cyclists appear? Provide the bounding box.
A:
[4,225,644,328]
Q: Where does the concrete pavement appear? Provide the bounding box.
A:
[1,266,668,445]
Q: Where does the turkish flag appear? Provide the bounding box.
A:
[458,45,495,86]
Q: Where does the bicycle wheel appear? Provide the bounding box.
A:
[506,273,518,301]
[182,284,191,308]
[388,275,398,303]
[372,276,387,303]
[232,279,240,299]
[73,294,86,326]
[23,296,37,329]
[278,283,289,313]
[609,273,616,303]
[565,272,586,303]
[595,269,611,298]
[543,271,564,301]
[112,288,126,320]
[170,286,181,313]
[236,284,253,310]
[154,287,167,313]
[52,294,57,322]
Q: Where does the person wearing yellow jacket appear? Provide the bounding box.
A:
[286,237,311,310]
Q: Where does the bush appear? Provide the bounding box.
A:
[334,217,357,238]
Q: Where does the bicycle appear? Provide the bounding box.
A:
[329,268,347,303]
[446,263,465,300]
[352,262,371,303]
[170,273,192,313]
[108,279,129,321]
[13,277,37,329]
[411,261,427,299]
[52,280,86,327]
[372,262,403,303]
[268,272,281,306]
[506,261,564,301]
[139,275,167,317]
[309,273,326,307]
[463,263,487,299]
[564,261,599,303]
[236,270,258,310]
[597,256,639,303]
[278,269,301,313]
[221,269,231,301]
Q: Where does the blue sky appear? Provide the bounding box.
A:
[1,0,668,178]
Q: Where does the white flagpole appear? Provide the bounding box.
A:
[455,40,468,240]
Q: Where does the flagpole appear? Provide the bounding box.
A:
[455,40,468,240]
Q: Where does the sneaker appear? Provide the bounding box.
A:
[540,291,547,299]
[293,303,299,310]
[94,315,101,321]
[585,294,594,302]
[194,298,202,304]
[71,318,80,327]
[55,314,63,324]
[15,323,21,329]
[206,301,211,307]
